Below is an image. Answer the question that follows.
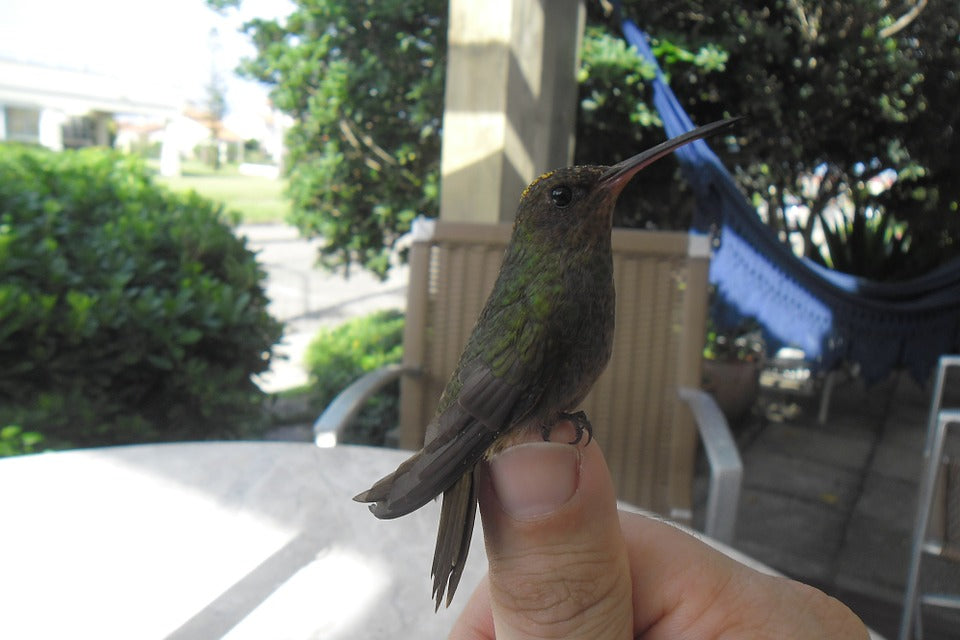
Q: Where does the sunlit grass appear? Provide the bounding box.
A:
[156,161,289,224]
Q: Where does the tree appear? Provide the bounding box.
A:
[205,73,229,169]
[212,0,446,277]
[217,0,957,280]
[206,27,229,170]
[577,0,959,279]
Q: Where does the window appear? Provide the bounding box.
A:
[62,116,97,148]
[4,106,41,143]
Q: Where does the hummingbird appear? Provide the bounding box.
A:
[354,118,739,610]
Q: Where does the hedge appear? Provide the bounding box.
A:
[0,144,283,448]
[305,309,404,445]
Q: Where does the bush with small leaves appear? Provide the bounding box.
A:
[305,310,404,445]
[0,144,283,448]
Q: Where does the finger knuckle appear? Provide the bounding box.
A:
[491,548,625,637]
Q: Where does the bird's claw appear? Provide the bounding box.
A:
[540,411,593,445]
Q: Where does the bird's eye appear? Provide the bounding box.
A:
[550,185,573,208]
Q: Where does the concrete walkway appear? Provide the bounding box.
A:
[236,224,407,393]
[712,372,959,639]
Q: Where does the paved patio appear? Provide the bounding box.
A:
[238,224,407,393]
[701,371,960,639]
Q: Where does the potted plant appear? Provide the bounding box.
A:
[702,320,764,425]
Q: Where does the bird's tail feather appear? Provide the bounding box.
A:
[354,409,493,519]
[431,469,479,610]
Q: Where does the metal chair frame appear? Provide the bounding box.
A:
[899,354,960,640]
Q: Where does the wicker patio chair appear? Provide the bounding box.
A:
[315,220,741,542]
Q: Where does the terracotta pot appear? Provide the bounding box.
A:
[702,359,761,425]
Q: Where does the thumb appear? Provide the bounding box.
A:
[477,431,632,640]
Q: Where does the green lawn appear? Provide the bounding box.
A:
[156,161,289,224]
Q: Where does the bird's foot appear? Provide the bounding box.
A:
[540,411,593,446]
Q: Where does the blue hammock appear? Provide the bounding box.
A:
[617,16,960,382]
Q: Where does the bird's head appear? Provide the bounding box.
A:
[513,118,739,247]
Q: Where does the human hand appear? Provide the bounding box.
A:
[450,427,868,639]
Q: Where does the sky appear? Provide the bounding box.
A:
[0,0,293,137]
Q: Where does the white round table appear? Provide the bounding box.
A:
[0,442,884,639]
[0,442,485,640]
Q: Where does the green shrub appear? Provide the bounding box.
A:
[0,144,283,448]
[0,425,44,456]
[305,310,405,445]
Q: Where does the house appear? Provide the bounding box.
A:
[0,57,179,154]
[115,106,246,169]
[1,57,289,177]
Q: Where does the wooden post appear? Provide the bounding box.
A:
[439,0,584,223]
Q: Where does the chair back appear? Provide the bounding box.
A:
[397,221,710,519]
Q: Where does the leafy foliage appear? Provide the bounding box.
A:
[0,425,44,457]
[220,0,957,280]
[0,144,283,447]
[703,320,764,363]
[577,0,959,278]
[575,23,731,230]
[218,0,446,278]
[305,310,404,445]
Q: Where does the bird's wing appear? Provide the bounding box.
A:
[354,358,527,518]
[355,267,556,519]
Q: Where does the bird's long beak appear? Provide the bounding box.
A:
[599,117,741,195]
